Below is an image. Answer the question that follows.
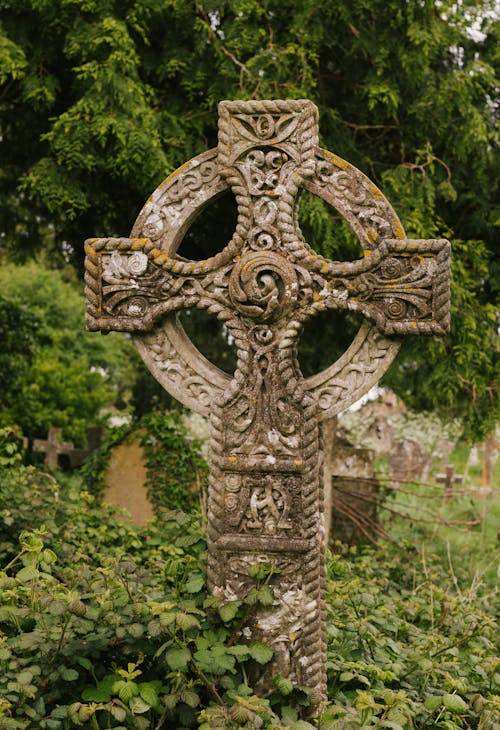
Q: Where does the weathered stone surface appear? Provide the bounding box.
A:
[330,445,379,545]
[84,99,451,705]
[33,427,73,469]
[388,437,430,484]
[103,436,154,525]
[436,463,464,500]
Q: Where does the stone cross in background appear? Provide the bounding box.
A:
[33,427,73,469]
[436,463,464,500]
[84,100,450,705]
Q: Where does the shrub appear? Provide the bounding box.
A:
[0,461,499,728]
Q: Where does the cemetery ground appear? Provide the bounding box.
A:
[0,425,499,730]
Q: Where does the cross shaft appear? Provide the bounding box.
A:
[84,99,451,706]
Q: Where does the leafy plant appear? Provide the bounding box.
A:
[0,461,498,728]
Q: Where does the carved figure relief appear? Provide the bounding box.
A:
[84,99,451,706]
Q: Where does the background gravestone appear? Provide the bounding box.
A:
[388,437,430,485]
[330,445,379,545]
[103,436,154,526]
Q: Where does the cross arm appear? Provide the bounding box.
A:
[302,238,451,336]
[84,237,232,332]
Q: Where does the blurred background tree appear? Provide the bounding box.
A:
[0,0,498,440]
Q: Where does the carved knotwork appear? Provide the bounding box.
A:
[84,99,451,706]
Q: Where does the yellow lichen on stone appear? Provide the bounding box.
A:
[365,228,378,245]
[321,261,329,273]
[393,220,406,239]
[228,456,237,463]
[294,458,303,466]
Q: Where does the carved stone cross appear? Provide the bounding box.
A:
[436,463,463,500]
[33,427,74,469]
[85,100,450,704]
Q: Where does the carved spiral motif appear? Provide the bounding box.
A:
[125,296,148,316]
[127,252,149,276]
[385,299,407,319]
[380,257,402,279]
[229,252,297,321]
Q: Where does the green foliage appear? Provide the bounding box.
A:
[0,0,498,437]
[0,261,137,444]
[0,462,499,728]
[81,410,208,513]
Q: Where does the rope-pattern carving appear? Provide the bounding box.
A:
[83,99,451,710]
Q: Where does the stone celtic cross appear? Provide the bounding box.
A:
[85,100,450,704]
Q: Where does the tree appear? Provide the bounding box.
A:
[0,0,498,439]
[0,261,137,443]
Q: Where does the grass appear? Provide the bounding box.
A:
[378,441,500,588]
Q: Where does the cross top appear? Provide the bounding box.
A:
[85,99,450,705]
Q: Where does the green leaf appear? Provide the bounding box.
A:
[185,574,204,593]
[218,601,240,623]
[165,646,192,671]
[248,642,274,665]
[176,612,201,631]
[274,675,294,695]
[59,667,79,681]
[113,680,139,704]
[129,696,150,714]
[82,687,112,702]
[424,695,443,711]
[16,565,40,582]
[443,694,468,713]
[139,683,159,708]
[194,646,236,674]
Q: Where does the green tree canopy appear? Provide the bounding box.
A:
[0,262,137,443]
[1,0,498,439]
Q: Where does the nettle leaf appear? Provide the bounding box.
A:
[248,642,274,665]
[165,646,192,671]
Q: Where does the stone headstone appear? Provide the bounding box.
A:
[103,436,154,526]
[68,425,104,468]
[84,99,451,704]
[330,445,379,545]
[367,414,393,453]
[388,437,429,484]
